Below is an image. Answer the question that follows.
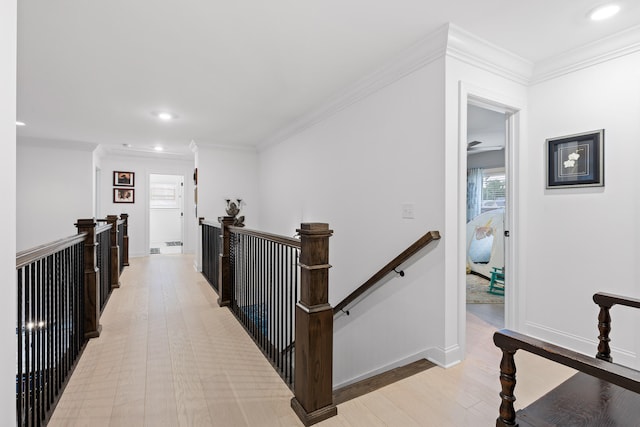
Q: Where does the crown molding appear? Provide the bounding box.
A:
[99,145,194,161]
[193,141,257,153]
[18,136,99,152]
[531,24,640,85]
[445,23,533,86]
[257,25,450,151]
[257,23,535,152]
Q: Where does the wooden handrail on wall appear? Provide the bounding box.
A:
[333,230,441,315]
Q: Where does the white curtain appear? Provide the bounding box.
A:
[467,168,483,222]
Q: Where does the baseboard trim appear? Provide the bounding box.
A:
[334,348,439,390]
[524,321,637,367]
[333,358,435,405]
[426,344,462,368]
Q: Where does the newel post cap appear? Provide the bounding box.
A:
[297,223,333,236]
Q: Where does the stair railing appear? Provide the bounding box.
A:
[199,219,221,292]
[202,217,336,426]
[16,214,130,426]
[334,230,441,315]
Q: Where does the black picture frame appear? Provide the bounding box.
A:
[546,130,604,189]
[113,171,135,187]
[114,188,135,203]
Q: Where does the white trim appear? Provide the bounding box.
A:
[257,25,450,151]
[426,345,462,368]
[458,82,526,360]
[532,24,640,85]
[258,23,536,151]
[100,145,194,160]
[525,321,637,365]
[18,136,99,151]
[195,143,257,153]
[446,24,533,86]
[332,347,456,390]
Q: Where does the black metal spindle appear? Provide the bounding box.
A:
[202,222,304,390]
[17,237,89,426]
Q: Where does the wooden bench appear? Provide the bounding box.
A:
[493,292,640,426]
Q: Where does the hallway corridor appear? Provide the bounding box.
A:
[49,255,574,426]
[49,255,299,426]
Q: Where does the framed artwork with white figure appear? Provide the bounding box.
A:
[546,130,604,189]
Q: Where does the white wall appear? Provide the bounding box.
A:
[0,0,17,421]
[98,153,196,257]
[195,145,259,227]
[522,51,640,368]
[258,57,447,387]
[17,138,95,250]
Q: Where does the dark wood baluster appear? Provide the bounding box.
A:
[120,213,129,267]
[217,216,235,307]
[76,218,101,338]
[106,215,120,289]
[497,348,518,427]
[596,305,613,362]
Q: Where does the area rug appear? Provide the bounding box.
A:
[467,274,504,304]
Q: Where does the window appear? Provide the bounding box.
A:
[481,168,505,212]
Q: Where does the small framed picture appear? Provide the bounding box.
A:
[114,188,135,203]
[113,171,135,187]
[546,130,604,189]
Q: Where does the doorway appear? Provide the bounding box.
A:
[465,104,507,329]
[149,174,184,255]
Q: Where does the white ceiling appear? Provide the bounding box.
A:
[16,0,640,156]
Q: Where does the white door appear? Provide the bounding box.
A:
[149,174,184,254]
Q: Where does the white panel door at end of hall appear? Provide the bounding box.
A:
[149,174,184,254]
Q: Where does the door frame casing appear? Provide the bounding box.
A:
[457,81,525,357]
[148,173,186,254]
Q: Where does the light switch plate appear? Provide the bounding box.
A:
[402,203,415,219]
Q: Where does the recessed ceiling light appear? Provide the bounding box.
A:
[16,121,25,126]
[589,4,620,21]
[153,111,178,121]
[154,145,164,152]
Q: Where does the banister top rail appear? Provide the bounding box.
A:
[334,230,441,314]
[16,233,87,269]
[96,223,112,235]
[117,218,125,226]
[593,292,640,309]
[493,328,640,393]
[229,225,301,249]
[201,219,221,227]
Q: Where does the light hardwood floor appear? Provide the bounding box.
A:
[49,255,575,426]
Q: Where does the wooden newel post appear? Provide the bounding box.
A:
[120,213,129,267]
[291,223,337,426]
[106,215,120,289]
[76,218,102,339]
[217,216,235,307]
